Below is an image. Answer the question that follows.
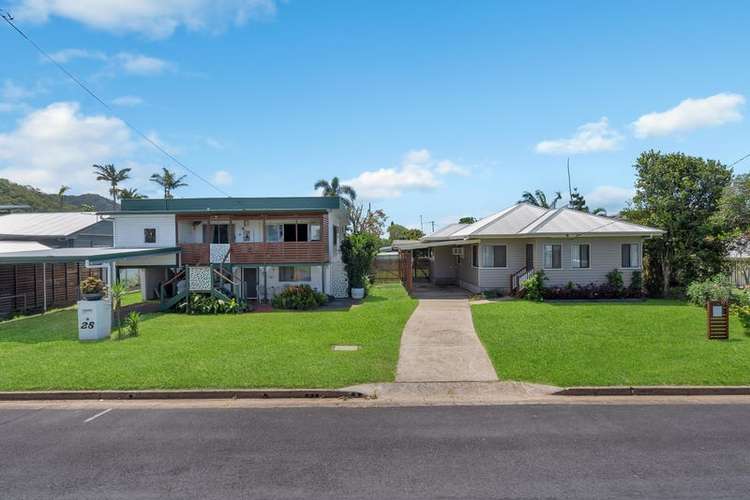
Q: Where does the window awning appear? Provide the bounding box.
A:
[393,239,480,251]
[0,246,180,264]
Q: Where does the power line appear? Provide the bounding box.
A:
[0,10,232,198]
[729,152,750,168]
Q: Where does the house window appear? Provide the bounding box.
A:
[278,265,312,282]
[279,223,311,242]
[266,224,283,242]
[544,244,562,269]
[472,245,479,267]
[310,223,321,241]
[144,228,156,243]
[621,243,640,268]
[480,245,507,268]
[212,224,230,244]
[571,244,590,269]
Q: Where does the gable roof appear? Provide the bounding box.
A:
[0,213,106,238]
[113,197,341,214]
[424,203,662,240]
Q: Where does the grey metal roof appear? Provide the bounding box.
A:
[0,246,180,264]
[0,241,52,253]
[110,197,342,214]
[426,203,663,240]
[0,213,106,238]
[423,223,468,240]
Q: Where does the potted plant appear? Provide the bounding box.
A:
[341,233,379,300]
[80,276,106,301]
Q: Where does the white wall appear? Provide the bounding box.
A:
[265,265,324,297]
[234,220,263,242]
[114,214,176,248]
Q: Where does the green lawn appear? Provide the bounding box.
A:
[472,299,747,387]
[0,284,416,390]
[121,290,145,306]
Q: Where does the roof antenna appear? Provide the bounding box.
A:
[566,158,573,207]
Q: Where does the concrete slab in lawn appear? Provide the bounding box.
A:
[396,296,498,382]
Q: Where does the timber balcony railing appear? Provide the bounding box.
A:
[179,241,328,265]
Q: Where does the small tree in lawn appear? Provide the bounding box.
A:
[110,281,127,339]
[341,233,379,294]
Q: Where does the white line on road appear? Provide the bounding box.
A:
[84,408,112,423]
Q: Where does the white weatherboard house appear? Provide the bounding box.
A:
[395,203,663,294]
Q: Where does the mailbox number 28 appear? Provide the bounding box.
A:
[80,321,96,329]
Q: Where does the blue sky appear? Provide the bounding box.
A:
[1,1,748,230]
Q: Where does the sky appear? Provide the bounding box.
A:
[1,0,749,231]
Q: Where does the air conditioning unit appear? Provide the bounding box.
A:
[452,247,464,256]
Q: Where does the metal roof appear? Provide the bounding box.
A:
[0,212,107,238]
[0,246,180,264]
[0,241,52,253]
[110,197,342,214]
[425,203,663,240]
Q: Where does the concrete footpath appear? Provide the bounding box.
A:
[396,293,498,382]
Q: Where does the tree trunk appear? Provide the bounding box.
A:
[661,259,671,297]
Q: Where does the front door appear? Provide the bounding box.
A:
[525,244,534,270]
[243,268,258,299]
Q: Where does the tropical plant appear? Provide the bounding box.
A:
[93,163,131,210]
[458,216,477,224]
[314,176,357,208]
[686,274,744,307]
[80,203,96,212]
[123,311,141,339]
[57,185,70,209]
[387,223,424,241]
[177,294,242,314]
[568,188,607,215]
[80,276,105,295]
[737,306,750,336]
[109,281,127,336]
[119,188,146,200]
[271,285,327,310]
[341,233,380,290]
[521,270,547,302]
[150,167,188,199]
[606,269,624,292]
[519,189,562,208]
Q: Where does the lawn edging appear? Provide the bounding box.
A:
[0,389,366,401]
[556,386,750,396]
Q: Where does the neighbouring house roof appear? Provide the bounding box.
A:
[0,241,52,253]
[0,212,108,238]
[108,197,342,214]
[423,203,663,241]
[0,246,180,264]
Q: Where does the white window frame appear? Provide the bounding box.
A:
[471,245,479,268]
[479,244,508,269]
[570,242,591,269]
[266,223,283,243]
[543,242,563,270]
[620,242,642,269]
[310,223,321,242]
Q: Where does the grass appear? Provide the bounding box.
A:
[120,290,145,307]
[472,299,748,387]
[0,284,416,390]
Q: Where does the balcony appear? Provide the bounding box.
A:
[179,241,328,265]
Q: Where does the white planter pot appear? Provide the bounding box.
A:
[351,288,365,300]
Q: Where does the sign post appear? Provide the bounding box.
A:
[707,301,729,340]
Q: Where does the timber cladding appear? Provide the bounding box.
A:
[0,263,101,317]
[707,301,730,340]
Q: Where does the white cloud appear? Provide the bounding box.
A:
[585,185,634,213]
[212,170,233,186]
[115,52,171,75]
[535,117,623,155]
[0,102,137,193]
[13,0,277,39]
[1,80,35,101]
[345,149,469,199]
[112,95,144,107]
[46,48,106,64]
[205,137,225,150]
[632,93,745,138]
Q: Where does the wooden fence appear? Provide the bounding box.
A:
[372,253,401,282]
[728,259,750,288]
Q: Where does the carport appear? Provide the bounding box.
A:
[393,239,478,293]
[0,247,180,314]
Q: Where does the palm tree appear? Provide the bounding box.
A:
[592,207,607,216]
[57,185,70,209]
[150,167,188,199]
[119,188,146,200]
[93,164,131,210]
[314,176,357,208]
[519,190,563,209]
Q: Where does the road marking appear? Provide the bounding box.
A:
[84,408,112,423]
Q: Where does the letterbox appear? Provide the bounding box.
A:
[78,299,112,341]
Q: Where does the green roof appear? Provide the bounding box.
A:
[113,197,341,214]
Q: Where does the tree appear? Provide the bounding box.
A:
[388,223,424,241]
[458,216,477,224]
[519,189,562,208]
[80,203,96,212]
[93,164,131,210]
[109,280,127,339]
[119,188,146,200]
[341,233,379,290]
[621,150,732,296]
[569,188,607,215]
[150,167,187,199]
[713,173,750,234]
[348,203,387,237]
[314,177,357,209]
[57,185,70,209]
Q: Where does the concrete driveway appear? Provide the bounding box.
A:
[396,287,498,382]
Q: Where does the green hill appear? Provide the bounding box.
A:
[0,178,116,212]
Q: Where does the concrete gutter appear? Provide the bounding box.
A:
[0,389,365,401]
[556,386,750,396]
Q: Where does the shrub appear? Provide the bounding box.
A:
[686,275,737,306]
[630,270,643,293]
[80,276,105,295]
[178,294,243,314]
[341,233,379,291]
[522,271,547,302]
[606,269,624,292]
[737,306,750,336]
[482,289,503,299]
[271,285,327,310]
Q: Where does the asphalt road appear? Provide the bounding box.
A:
[1,404,749,499]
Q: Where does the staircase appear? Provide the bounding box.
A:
[510,266,533,295]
